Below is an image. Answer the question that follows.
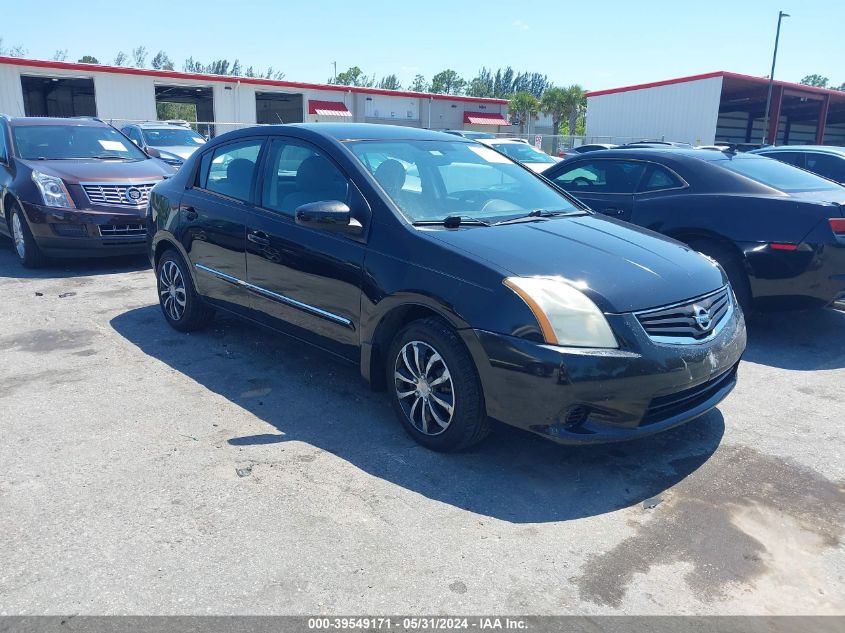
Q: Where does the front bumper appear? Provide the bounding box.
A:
[22,202,148,258]
[459,304,746,444]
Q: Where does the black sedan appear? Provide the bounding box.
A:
[542,149,845,313]
[148,124,745,452]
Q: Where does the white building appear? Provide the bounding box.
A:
[0,56,512,136]
[585,71,845,146]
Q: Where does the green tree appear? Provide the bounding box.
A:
[378,74,401,90]
[800,74,829,88]
[78,55,99,64]
[0,38,27,57]
[150,51,174,70]
[467,67,494,97]
[562,84,586,136]
[540,87,569,152]
[52,49,68,61]
[409,74,429,92]
[156,102,197,122]
[230,59,242,76]
[131,46,147,68]
[331,66,374,87]
[430,69,466,95]
[114,51,128,66]
[508,92,539,133]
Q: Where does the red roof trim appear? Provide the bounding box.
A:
[0,55,508,105]
[586,70,845,99]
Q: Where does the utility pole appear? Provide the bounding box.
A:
[761,10,790,145]
[332,61,337,83]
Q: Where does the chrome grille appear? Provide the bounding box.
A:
[99,224,146,236]
[635,286,733,343]
[81,182,156,208]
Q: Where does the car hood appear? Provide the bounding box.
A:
[153,145,201,161]
[20,158,173,184]
[425,214,727,313]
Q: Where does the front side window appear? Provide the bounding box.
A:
[552,160,647,194]
[718,155,842,192]
[346,140,580,222]
[261,139,348,216]
[12,124,149,161]
[805,153,845,183]
[198,139,263,202]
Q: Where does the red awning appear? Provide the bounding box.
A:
[308,100,352,117]
[464,111,509,125]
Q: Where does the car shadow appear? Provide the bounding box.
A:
[742,307,845,371]
[110,305,725,524]
[0,240,149,279]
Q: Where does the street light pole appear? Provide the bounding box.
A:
[332,61,337,82]
[761,10,790,145]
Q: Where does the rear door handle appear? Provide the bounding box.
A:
[248,231,270,246]
[183,206,198,221]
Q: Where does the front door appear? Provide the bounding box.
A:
[179,137,265,313]
[245,136,368,360]
[549,158,646,221]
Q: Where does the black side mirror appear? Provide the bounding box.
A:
[146,147,161,159]
[295,200,363,235]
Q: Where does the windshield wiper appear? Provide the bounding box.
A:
[87,155,133,161]
[412,215,491,228]
[493,209,580,226]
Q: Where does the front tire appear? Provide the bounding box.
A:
[156,250,214,332]
[9,204,47,268]
[387,317,489,452]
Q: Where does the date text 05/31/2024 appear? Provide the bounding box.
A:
[307,617,528,630]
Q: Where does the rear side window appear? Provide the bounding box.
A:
[718,156,841,192]
[552,160,646,194]
[640,165,683,192]
[761,151,804,168]
[805,153,845,183]
[198,139,263,202]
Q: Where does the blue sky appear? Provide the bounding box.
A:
[3,0,844,90]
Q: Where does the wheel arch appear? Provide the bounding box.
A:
[151,234,199,285]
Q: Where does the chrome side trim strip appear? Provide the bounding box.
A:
[194,263,354,329]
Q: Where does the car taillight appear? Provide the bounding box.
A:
[830,218,845,236]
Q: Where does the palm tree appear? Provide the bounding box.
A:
[565,84,586,137]
[508,92,539,134]
[540,87,568,154]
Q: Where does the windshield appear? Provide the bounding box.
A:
[13,124,148,161]
[492,143,556,164]
[141,127,206,147]
[462,131,496,140]
[346,139,581,222]
[717,155,842,192]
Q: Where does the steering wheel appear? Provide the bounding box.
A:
[481,198,521,214]
[571,177,593,188]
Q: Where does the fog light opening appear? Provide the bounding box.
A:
[561,405,590,429]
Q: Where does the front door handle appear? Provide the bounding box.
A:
[183,206,198,221]
[603,207,625,216]
[248,231,270,246]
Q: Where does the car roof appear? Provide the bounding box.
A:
[5,116,107,127]
[133,122,193,129]
[568,147,744,163]
[754,145,845,155]
[479,138,524,145]
[261,122,470,142]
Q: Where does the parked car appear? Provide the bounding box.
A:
[542,149,845,313]
[749,145,845,185]
[619,140,694,149]
[477,138,560,172]
[0,115,174,267]
[120,121,207,167]
[559,143,617,158]
[442,130,497,140]
[149,123,745,452]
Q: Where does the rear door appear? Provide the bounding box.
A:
[244,136,368,359]
[178,137,265,313]
[547,158,646,221]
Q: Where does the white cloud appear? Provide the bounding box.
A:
[512,19,530,31]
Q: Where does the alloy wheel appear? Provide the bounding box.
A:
[158,260,187,321]
[11,212,25,260]
[393,340,455,436]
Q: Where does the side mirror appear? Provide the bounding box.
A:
[295,200,362,235]
[146,147,161,159]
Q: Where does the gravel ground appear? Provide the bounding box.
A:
[0,244,843,615]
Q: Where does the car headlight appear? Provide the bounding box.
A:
[504,276,618,348]
[31,170,75,208]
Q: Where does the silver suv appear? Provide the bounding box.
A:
[120,121,207,167]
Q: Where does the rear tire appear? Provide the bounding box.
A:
[687,239,753,317]
[386,317,489,452]
[9,204,47,269]
[156,250,214,332]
